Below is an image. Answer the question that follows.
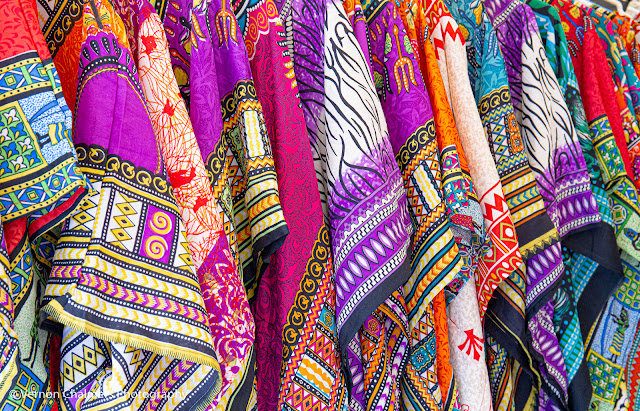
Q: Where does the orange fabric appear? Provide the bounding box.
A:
[396,1,472,175]
[433,291,454,396]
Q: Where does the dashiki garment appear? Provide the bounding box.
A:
[227,0,348,409]
[544,0,640,409]
[395,2,488,409]
[343,0,373,77]
[422,0,523,319]
[576,8,640,400]
[422,1,526,410]
[526,2,623,409]
[192,0,288,297]
[0,0,89,408]
[275,0,414,409]
[584,5,640,188]
[39,1,224,411]
[484,0,602,407]
[310,2,415,409]
[161,0,293,406]
[158,0,289,297]
[354,1,467,410]
[113,1,257,409]
[393,0,486,301]
[281,0,414,381]
[445,0,571,408]
[545,0,640,261]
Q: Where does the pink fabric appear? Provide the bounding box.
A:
[236,2,331,408]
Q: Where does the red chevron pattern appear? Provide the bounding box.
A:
[476,182,523,317]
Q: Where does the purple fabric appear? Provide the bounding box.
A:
[276,0,413,351]
[75,33,160,171]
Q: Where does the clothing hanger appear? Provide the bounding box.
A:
[625,0,640,19]
[574,0,627,15]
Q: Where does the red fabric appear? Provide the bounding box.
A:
[551,0,634,177]
[237,1,331,409]
[0,0,52,59]
[49,334,61,397]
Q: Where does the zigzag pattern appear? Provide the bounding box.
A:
[280,253,335,409]
[475,183,523,316]
[80,273,206,323]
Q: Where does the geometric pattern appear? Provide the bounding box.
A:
[58,328,222,411]
[187,0,288,296]
[132,4,255,409]
[38,2,227,411]
[476,182,523,315]
[587,257,640,410]
[0,1,90,408]
[361,3,464,410]
[449,0,570,408]
[485,0,583,405]
[485,335,516,411]
[0,51,86,223]
[207,76,287,295]
[105,193,140,251]
[279,227,348,411]
[395,119,462,321]
[43,0,219,375]
[588,350,624,404]
[423,0,524,319]
[4,364,50,411]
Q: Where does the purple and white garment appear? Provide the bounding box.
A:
[484,0,603,407]
[278,0,413,365]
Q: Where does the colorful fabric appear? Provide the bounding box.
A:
[395,0,485,303]
[0,0,90,408]
[318,1,415,408]
[421,1,525,410]
[484,0,604,407]
[39,2,225,411]
[576,10,640,405]
[423,0,523,319]
[36,0,85,113]
[394,1,486,409]
[525,3,624,409]
[353,1,466,410]
[161,0,292,406]
[115,1,257,409]
[545,1,640,408]
[584,6,640,189]
[445,0,573,408]
[279,0,413,367]
[160,0,289,300]
[228,0,351,409]
[606,11,640,121]
[359,0,462,348]
[255,1,352,410]
[545,0,640,261]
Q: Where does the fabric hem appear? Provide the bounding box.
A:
[563,222,622,273]
[339,255,412,399]
[41,297,221,369]
[187,366,222,411]
[578,264,624,342]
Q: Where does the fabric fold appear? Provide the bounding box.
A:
[0,0,90,406]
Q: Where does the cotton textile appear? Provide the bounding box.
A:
[36,1,225,410]
[0,0,89,408]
